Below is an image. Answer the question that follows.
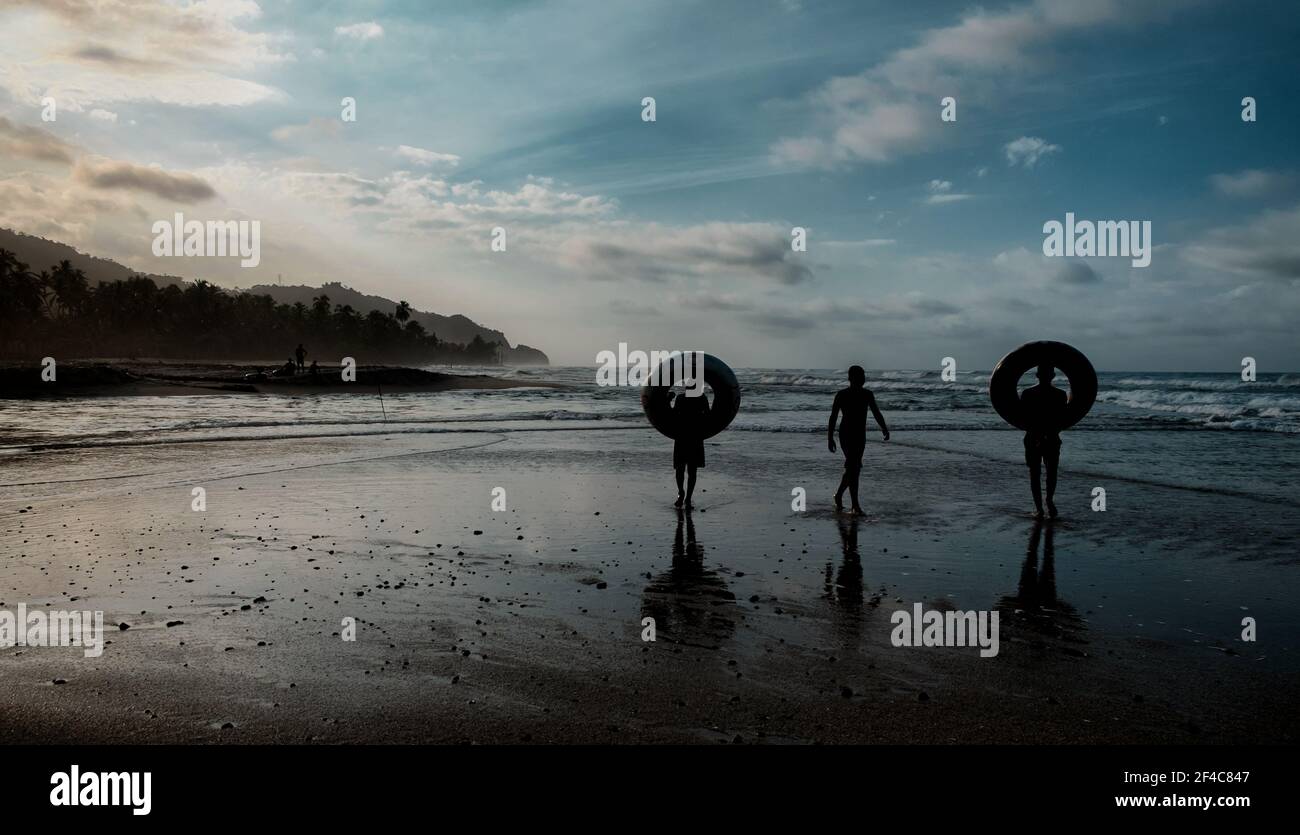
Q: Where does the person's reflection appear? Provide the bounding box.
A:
[822,515,870,646]
[641,508,736,649]
[824,516,865,614]
[998,520,1080,636]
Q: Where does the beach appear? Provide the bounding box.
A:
[1,367,1297,744]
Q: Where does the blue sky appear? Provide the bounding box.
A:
[1,0,1298,369]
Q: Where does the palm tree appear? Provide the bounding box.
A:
[395,300,411,323]
[45,260,90,320]
[0,249,44,352]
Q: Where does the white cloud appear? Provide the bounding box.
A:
[335,22,384,41]
[1004,135,1060,168]
[1209,169,1294,199]
[88,108,118,123]
[395,145,460,168]
[923,178,971,204]
[771,0,1186,168]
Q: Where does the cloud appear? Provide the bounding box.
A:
[770,0,1189,168]
[270,118,342,143]
[335,22,384,41]
[739,293,961,336]
[922,178,972,204]
[559,222,813,285]
[395,145,461,168]
[73,157,216,203]
[1055,259,1100,284]
[1209,169,1295,199]
[0,116,75,163]
[68,44,165,71]
[1004,136,1060,168]
[0,0,287,109]
[88,108,118,123]
[1182,203,1300,280]
[0,170,146,247]
[266,169,615,236]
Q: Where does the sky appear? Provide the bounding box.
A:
[0,0,1298,370]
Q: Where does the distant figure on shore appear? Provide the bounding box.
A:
[669,388,710,508]
[827,365,890,515]
[1021,363,1068,518]
[295,343,307,373]
[309,360,319,375]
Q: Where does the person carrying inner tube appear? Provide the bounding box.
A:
[827,365,890,515]
[1021,363,1068,519]
[669,386,710,509]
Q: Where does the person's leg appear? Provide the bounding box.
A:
[1028,461,1043,517]
[848,460,863,514]
[1025,437,1044,517]
[674,464,685,506]
[834,463,849,509]
[1044,442,1060,518]
[685,463,698,506]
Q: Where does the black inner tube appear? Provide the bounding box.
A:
[989,340,1097,431]
[641,353,741,440]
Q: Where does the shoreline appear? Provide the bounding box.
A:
[0,360,564,398]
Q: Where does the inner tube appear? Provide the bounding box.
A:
[989,340,1097,431]
[641,352,741,440]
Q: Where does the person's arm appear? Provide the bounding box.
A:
[827,392,840,452]
[869,392,890,441]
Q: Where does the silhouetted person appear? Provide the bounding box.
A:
[670,388,710,508]
[828,365,889,515]
[276,358,296,376]
[295,343,307,372]
[1020,363,1068,519]
[309,360,319,375]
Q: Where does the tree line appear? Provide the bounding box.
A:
[0,249,503,365]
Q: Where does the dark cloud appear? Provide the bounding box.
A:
[73,158,216,203]
[1055,260,1101,284]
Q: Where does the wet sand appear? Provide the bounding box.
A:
[1,426,1296,744]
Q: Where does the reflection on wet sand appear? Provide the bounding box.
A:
[640,509,736,649]
[997,521,1085,642]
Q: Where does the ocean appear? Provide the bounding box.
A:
[3,367,1297,504]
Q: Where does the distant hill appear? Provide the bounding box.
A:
[0,228,548,365]
[0,227,186,289]
[246,282,548,365]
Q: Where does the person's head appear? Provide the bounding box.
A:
[1036,363,1055,383]
[848,365,866,388]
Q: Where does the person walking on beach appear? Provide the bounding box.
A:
[670,387,710,508]
[295,343,307,373]
[1020,363,1068,519]
[828,365,889,515]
